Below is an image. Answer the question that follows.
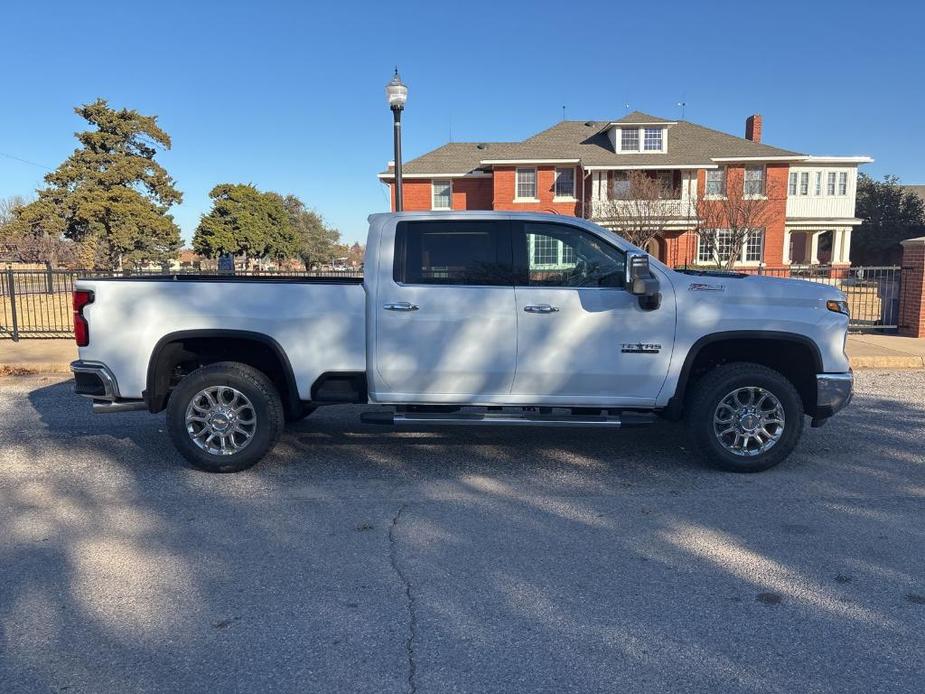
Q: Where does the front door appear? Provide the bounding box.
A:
[373,218,517,401]
[510,221,675,405]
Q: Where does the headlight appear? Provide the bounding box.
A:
[826,299,850,317]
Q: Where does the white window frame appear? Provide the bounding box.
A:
[643,127,663,151]
[697,229,764,266]
[553,166,576,200]
[615,126,667,153]
[799,171,809,196]
[431,179,453,210]
[706,167,727,198]
[515,167,538,201]
[827,171,837,196]
[744,165,766,198]
[788,172,797,196]
[815,171,822,196]
[838,171,848,195]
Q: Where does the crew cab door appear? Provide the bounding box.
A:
[372,218,517,401]
[510,220,675,405]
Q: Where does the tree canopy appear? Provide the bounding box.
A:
[279,194,342,269]
[193,184,297,259]
[8,99,182,269]
[851,174,925,264]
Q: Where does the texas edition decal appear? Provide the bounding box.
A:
[621,343,662,354]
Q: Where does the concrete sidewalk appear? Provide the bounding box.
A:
[2,335,924,375]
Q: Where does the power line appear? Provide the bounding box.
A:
[0,151,52,170]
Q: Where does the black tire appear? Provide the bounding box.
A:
[685,362,804,473]
[166,361,284,473]
[285,403,318,424]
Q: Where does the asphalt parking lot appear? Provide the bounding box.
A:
[1,370,923,693]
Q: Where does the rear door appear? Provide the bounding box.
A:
[373,218,517,401]
[510,220,675,405]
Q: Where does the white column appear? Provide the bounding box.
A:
[832,228,845,264]
[842,227,852,264]
[782,229,792,265]
[810,231,821,265]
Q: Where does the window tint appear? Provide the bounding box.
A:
[394,220,512,286]
[514,222,625,288]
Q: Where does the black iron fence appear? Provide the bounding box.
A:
[0,264,904,339]
[0,268,363,339]
[677,265,903,330]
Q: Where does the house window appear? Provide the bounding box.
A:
[431,179,452,210]
[744,229,764,262]
[838,171,848,195]
[697,229,763,264]
[827,172,836,196]
[621,128,639,152]
[788,172,797,195]
[554,167,575,198]
[744,166,766,196]
[643,128,663,151]
[815,172,822,196]
[611,172,630,199]
[516,168,537,199]
[531,232,559,266]
[706,168,726,197]
[799,172,809,196]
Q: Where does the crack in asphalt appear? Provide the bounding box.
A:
[389,503,417,694]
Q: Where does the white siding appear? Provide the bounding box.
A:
[786,165,858,219]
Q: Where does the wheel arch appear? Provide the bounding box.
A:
[144,329,301,417]
[665,331,823,420]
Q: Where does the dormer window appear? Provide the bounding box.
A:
[614,125,667,153]
[621,129,640,152]
[644,128,663,151]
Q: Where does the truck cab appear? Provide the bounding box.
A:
[71,211,853,473]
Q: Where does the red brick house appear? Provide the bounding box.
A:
[379,112,872,269]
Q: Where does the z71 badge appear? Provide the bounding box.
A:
[621,343,662,354]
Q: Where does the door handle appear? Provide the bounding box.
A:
[523,304,559,314]
[384,302,420,312]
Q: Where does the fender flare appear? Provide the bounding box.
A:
[144,329,301,415]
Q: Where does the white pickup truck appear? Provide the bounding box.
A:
[70,212,853,473]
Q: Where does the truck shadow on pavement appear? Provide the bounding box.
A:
[1,375,922,692]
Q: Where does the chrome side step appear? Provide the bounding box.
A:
[92,399,147,414]
[361,410,655,428]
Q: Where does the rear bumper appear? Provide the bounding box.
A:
[70,360,146,413]
[814,372,853,420]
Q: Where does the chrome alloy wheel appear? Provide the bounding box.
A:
[185,386,257,456]
[712,386,785,457]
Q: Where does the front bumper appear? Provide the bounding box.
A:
[814,372,853,420]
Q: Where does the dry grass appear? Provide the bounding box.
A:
[0,292,72,335]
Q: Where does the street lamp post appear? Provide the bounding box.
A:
[385,69,408,211]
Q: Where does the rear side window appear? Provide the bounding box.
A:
[394,220,512,286]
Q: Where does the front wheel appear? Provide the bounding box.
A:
[166,362,284,473]
[685,362,804,473]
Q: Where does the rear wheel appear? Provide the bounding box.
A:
[166,362,284,473]
[686,362,804,473]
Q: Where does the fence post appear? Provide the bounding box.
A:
[898,237,925,337]
[6,268,18,341]
[45,261,54,294]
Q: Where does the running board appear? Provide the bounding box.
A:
[361,410,656,428]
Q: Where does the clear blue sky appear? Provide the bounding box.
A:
[1,0,923,245]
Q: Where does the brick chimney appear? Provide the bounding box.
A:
[745,114,762,143]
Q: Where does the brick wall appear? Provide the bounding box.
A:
[491,166,583,216]
[388,178,493,212]
[898,237,925,337]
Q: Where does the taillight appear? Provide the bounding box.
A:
[73,290,94,346]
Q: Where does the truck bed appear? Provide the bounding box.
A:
[75,276,367,401]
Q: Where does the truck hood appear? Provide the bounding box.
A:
[670,269,846,304]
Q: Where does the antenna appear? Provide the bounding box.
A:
[677,101,686,119]
[449,114,453,142]
[625,103,631,112]
[562,105,566,121]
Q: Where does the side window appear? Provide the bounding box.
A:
[514,222,626,288]
[393,220,512,286]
